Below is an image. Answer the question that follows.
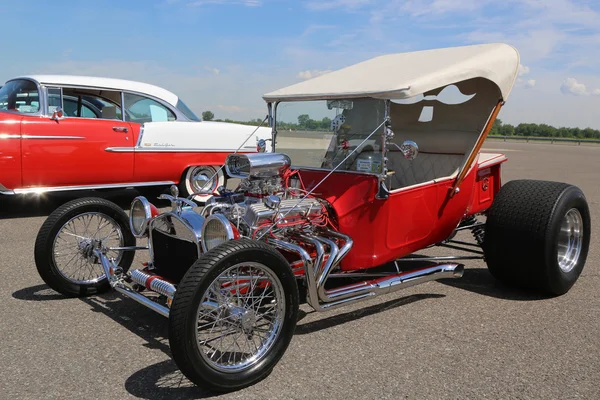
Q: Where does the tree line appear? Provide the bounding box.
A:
[202,110,600,139]
[490,119,600,139]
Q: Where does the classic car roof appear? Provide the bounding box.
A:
[11,75,179,106]
[263,43,519,102]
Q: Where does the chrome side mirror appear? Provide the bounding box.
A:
[399,140,419,160]
[51,106,65,121]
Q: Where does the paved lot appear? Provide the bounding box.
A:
[1,140,599,400]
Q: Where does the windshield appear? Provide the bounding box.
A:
[176,99,200,121]
[275,98,386,173]
[0,79,40,114]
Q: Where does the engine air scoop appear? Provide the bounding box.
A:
[225,153,291,179]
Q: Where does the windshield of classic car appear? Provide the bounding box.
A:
[275,98,386,173]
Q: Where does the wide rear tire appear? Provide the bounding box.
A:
[483,180,590,295]
[169,239,298,392]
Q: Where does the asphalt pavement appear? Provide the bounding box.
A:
[1,140,599,399]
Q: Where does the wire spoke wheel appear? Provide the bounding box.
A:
[169,239,298,392]
[52,212,124,284]
[196,262,285,372]
[557,208,583,273]
[35,197,135,297]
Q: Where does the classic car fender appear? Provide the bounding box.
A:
[0,113,23,192]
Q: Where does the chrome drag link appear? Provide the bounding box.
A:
[95,249,171,318]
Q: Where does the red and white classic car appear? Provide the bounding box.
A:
[0,75,272,201]
[33,44,590,392]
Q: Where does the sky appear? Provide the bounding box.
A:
[1,0,599,129]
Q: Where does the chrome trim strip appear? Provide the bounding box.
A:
[0,183,15,195]
[21,135,85,140]
[12,180,175,194]
[105,146,255,153]
[0,134,21,139]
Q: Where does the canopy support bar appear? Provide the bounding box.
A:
[449,99,504,198]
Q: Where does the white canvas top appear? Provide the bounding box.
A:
[263,43,520,102]
[11,75,179,106]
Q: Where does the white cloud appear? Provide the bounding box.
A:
[188,0,261,6]
[297,69,332,80]
[560,77,600,96]
[518,64,530,76]
[204,66,220,75]
[217,104,245,112]
[304,0,371,11]
[525,79,536,88]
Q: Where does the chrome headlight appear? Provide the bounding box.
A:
[201,214,236,252]
[130,196,154,238]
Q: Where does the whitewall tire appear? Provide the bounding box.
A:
[180,166,225,203]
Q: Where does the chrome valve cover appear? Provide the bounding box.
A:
[243,198,322,227]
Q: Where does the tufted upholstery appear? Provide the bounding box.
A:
[388,152,464,189]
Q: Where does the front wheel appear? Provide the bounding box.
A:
[483,180,591,295]
[179,165,225,203]
[34,197,135,297]
[169,239,299,392]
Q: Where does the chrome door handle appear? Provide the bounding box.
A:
[113,126,129,133]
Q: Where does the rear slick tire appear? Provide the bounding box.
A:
[168,239,299,392]
[483,180,590,295]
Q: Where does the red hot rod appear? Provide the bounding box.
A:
[34,43,590,391]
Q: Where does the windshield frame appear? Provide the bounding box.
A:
[270,98,388,177]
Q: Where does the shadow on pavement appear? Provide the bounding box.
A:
[295,293,445,335]
[0,188,169,220]
[437,267,550,301]
[125,360,219,400]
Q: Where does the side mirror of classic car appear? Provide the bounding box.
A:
[400,140,419,160]
[51,106,65,121]
[390,140,419,160]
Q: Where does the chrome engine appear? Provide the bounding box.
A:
[204,152,325,238]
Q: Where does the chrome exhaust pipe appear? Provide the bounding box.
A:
[268,236,464,312]
[325,263,464,302]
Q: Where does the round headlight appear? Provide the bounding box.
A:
[130,196,153,238]
[201,214,236,252]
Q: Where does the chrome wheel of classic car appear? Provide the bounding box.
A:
[483,180,590,295]
[180,165,225,203]
[35,198,135,297]
[169,239,298,392]
[196,262,286,372]
[52,212,124,285]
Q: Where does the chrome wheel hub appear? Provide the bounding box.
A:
[195,262,285,372]
[52,212,124,284]
[190,167,217,194]
[557,208,583,273]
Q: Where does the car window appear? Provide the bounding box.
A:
[0,79,40,114]
[59,88,122,120]
[124,93,176,123]
[176,99,200,121]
